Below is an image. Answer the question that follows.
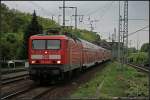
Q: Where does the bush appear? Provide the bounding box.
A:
[128,52,148,65]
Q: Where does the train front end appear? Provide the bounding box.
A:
[28,35,67,81]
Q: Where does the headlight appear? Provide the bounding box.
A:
[57,60,61,64]
[31,60,36,64]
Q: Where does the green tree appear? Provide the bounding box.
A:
[1,3,13,33]
[12,16,25,32]
[21,10,43,59]
[141,43,149,52]
[0,33,19,59]
[27,10,43,36]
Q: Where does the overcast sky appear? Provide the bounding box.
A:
[2,1,149,49]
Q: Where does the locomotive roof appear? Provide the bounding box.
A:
[30,34,69,40]
[30,34,110,52]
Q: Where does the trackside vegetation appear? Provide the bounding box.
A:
[128,52,149,65]
[70,62,149,99]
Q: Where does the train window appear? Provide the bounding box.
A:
[47,40,60,49]
[32,40,46,49]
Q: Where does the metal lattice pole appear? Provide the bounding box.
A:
[63,0,65,27]
[123,1,128,64]
[118,1,125,69]
[118,1,121,67]
[75,7,77,29]
[120,15,123,64]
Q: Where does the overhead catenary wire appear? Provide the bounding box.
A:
[128,19,149,21]
[97,1,114,23]
[82,1,114,28]
[29,1,55,17]
[83,1,114,21]
[84,1,114,32]
[86,1,114,16]
[127,25,149,37]
[87,1,114,23]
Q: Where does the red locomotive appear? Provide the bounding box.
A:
[28,32,111,82]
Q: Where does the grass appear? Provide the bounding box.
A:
[70,61,149,99]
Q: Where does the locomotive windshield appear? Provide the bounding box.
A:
[32,40,60,50]
[47,40,60,49]
[32,40,45,49]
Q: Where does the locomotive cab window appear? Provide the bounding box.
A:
[32,40,46,49]
[32,39,60,50]
[47,40,60,49]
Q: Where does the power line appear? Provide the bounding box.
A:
[98,2,114,17]
[142,30,149,31]
[82,2,114,27]
[86,1,114,16]
[128,19,149,21]
[85,1,114,27]
[127,25,149,37]
[29,1,54,17]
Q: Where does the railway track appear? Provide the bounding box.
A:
[2,71,29,85]
[1,80,33,100]
[15,86,56,100]
[2,74,29,85]
[127,63,149,73]
[1,86,34,100]
[2,68,27,74]
[1,85,56,100]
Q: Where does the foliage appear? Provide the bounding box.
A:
[0,33,23,59]
[72,29,99,42]
[79,30,98,42]
[140,43,149,52]
[26,10,43,36]
[128,52,148,65]
[71,62,149,98]
[125,74,148,96]
[1,4,29,33]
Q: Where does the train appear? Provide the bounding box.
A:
[28,31,111,83]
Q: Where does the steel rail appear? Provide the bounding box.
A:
[2,68,27,74]
[127,63,149,73]
[2,75,29,85]
[1,85,35,100]
[1,86,56,100]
